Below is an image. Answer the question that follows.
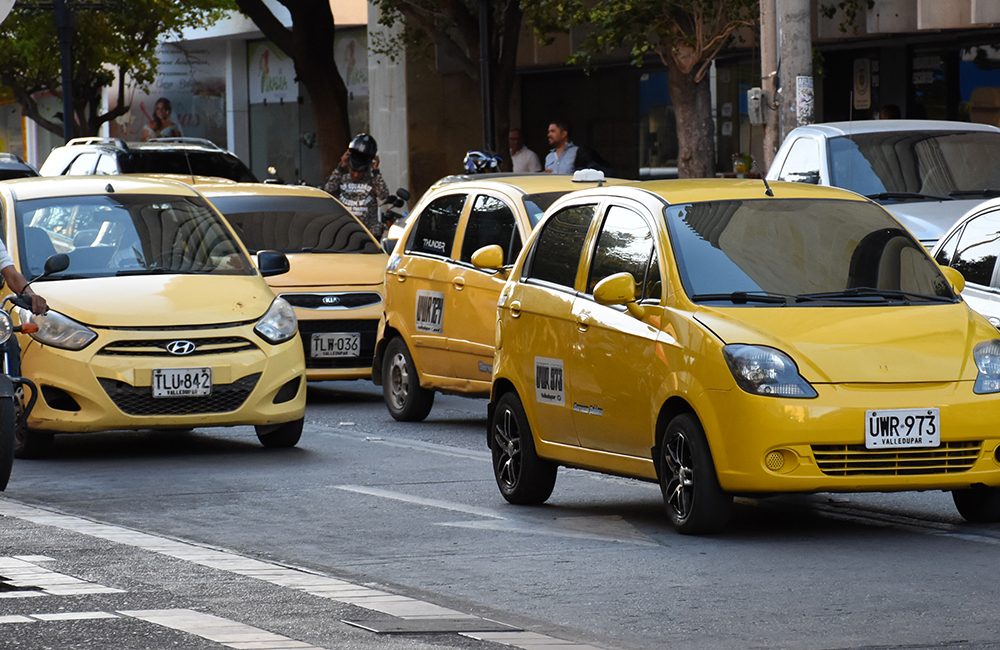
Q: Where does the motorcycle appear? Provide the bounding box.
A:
[0,253,70,491]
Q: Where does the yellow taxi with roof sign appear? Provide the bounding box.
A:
[487,178,1000,534]
[374,171,627,421]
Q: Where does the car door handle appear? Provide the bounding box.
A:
[509,300,521,318]
[396,269,408,282]
[576,320,589,333]
[453,276,465,290]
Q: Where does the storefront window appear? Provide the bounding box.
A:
[639,72,677,179]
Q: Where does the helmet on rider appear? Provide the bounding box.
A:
[463,150,502,174]
[348,134,378,171]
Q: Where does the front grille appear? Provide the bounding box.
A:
[298,319,378,369]
[97,336,258,357]
[812,441,982,476]
[98,373,260,416]
[281,292,382,310]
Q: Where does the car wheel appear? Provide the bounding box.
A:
[490,391,556,505]
[659,413,733,534]
[952,486,1000,523]
[0,396,15,490]
[255,417,304,448]
[382,337,434,422]
[14,426,54,459]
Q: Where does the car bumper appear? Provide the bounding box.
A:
[20,325,306,433]
[700,382,1000,494]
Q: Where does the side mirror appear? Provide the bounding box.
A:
[593,272,645,319]
[395,188,410,202]
[471,245,504,271]
[939,264,965,294]
[257,250,290,277]
[43,253,70,276]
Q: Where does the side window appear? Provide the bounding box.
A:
[461,195,521,265]
[951,211,1000,287]
[776,139,821,185]
[934,228,962,267]
[65,153,99,176]
[526,204,596,289]
[405,194,466,258]
[95,154,118,175]
[587,205,656,300]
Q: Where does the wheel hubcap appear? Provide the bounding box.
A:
[493,406,521,490]
[387,352,409,410]
[664,432,695,520]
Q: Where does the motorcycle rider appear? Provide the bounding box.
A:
[0,241,47,315]
[324,134,391,240]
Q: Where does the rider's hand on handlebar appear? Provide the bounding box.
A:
[28,293,47,315]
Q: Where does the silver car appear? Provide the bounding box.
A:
[767,120,1000,247]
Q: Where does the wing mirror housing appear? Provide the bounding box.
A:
[471,245,505,272]
[593,272,645,319]
[939,265,965,294]
[43,253,70,276]
[257,250,290,277]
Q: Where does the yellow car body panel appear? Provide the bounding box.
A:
[198,183,388,381]
[493,180,1000,498]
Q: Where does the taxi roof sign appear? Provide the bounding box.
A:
[572,169,606,183]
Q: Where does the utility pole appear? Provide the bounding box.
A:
[759,0,779,171]
[478,0,494,153]
[776,0,813,143]
[53,0,74,143]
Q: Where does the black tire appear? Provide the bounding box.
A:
[255,417,304,448]
[0,396,15,490]
[382,337,434,422]
[659,413,733,534]
[953,486,1000,523]
[490,392,556,505]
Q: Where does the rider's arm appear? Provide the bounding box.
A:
[0,265,47,315]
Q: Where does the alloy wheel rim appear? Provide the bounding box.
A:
[493,406,521,489]
[664,432,695,519]
[387,352,409,410]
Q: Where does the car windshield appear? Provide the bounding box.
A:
[16,194,253,279]
[121,151,258,182]
[209,195,382,254]
[828,131,1000,197]
[522,191,570,227]
[665,198,956,305]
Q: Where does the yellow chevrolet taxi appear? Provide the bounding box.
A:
[198,183,387,381]
[375,172,626,421]
[487,179,1000,534]
[1,176,306,457]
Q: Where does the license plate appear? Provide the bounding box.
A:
[152,367,212,398]
[311,332,360,358]
[865,408,940,449]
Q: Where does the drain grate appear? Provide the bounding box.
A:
[342,618,519,634]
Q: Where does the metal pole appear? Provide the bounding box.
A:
[776,0,813,143]
[759,0,779,171]
[478,0,494,152]
[53,0,73,142]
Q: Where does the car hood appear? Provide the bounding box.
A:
[266,251,387,289]
[693,304,988,384]
[880,199,986,245]
[36,275,276,328]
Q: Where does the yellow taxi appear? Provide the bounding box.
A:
[198,183,387,381]
[2,176,306,457]
[375,172,626,421]
[487,179,1000,534]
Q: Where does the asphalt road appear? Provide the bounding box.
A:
[3,380,1000,650]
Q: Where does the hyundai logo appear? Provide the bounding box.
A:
[166,340,197,355]
[322,296,341,305]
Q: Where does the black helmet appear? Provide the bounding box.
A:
[348,133,377,171]
[463,150,502,174]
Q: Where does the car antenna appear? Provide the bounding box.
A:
[752,159,773,197]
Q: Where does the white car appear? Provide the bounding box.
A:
[932,196,1000,328]
[767,120,1000,247]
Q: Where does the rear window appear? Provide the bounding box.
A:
[121,151,258,182]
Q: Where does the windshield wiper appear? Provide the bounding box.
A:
[32,273,92,281]
[949,189,1000,199]
[796,287,953,303]
[689,291,792,305]
[865,192,953,202]
[116,268,208,276]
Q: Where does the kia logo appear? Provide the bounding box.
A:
[322,296,340,305]
[166,340,197,355]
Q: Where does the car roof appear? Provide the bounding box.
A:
[560,178,871,205]
[1,175,203,201]
[428,172,631,195]
[195,182,333,200]
[785,119,1000,138]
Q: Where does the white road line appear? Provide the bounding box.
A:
[31,611,118,621]
[0,556,124,596]
[121,609,325,650]
[335,484,506,519]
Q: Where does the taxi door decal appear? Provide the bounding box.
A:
[415,290,445,333]
[535,357,565,405]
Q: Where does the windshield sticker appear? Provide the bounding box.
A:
[535,357,565,405]
[415,290,445,334]
[423,238,447,254]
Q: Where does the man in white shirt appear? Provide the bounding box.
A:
[508,128,541,173]
[543,121,578,174]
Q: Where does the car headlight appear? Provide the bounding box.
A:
[17,308,97,351]
[973,340,1000,394]
[723,344,817,398]
[254,297,297,344]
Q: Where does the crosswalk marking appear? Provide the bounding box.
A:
[120,609,326,650]
[0,556,124,597]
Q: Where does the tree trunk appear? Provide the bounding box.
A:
[492,1,522,171]
[666,59,715,179]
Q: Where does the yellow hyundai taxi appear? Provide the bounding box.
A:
[487,179,1000,534]
[375,172,626,421]
[198,183,387,381]
[1,176,306,457]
